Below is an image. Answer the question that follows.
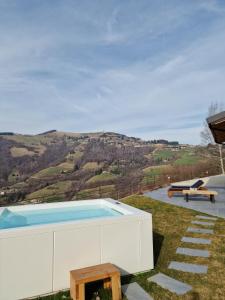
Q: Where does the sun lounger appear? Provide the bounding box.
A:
[182,189,217,202]
[168,179,206,198]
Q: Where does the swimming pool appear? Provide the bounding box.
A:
[0,204,123,229]
[0,199,153,300]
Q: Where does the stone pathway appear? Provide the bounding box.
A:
[147,213,218,297]
[148,273,192,295]
[168,261,208,274]
[176,247,210,258]
[181,236,211,244]
[187,227,214,234]
[196,215,217,221]
[122,282,153,300]
[191,220,215,226]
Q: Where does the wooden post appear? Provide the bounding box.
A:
[99,186,102,197]
[219,144,225,174]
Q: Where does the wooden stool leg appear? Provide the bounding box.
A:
[111,274,122,300]
[70,276,76,300]
[77,283,85,300]
[103,278,111,289]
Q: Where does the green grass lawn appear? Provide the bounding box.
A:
[10,181,29,189]
[87,172,118,183]
[121,196,225,300]
[174,152,201,165]
[143,165,171,175]
[82,162,102,170]
[10,146,35,157]
[66,151,83,161]
[153,149,175,161]
[75,185,116,200]
[32,162,74,178]
[142,165,171,185]
[5,134,53,145]
[33,195,225,300]
[26,180,72,201]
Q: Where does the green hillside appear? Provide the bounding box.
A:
[0,131,220,206]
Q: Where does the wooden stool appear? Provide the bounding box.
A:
[70,263,122,300]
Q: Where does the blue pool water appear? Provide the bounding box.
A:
[0,205,123,230]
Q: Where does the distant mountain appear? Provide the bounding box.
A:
[0,131,218,206]
[38,130,57,135]
[0,132,14,136]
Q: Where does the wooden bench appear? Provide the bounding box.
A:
[182,189,218,203]
[70,263,122,300]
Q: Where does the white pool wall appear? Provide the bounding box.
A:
[0,198,153,300]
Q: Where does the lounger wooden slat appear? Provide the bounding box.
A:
[168,187,207,198]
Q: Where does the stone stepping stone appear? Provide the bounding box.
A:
[168,261,208,274]
[196,215,217,221]
[181,236,211,245]
[192,220,215,226]
[187,227,214,234]
[176,247,210,258]
[122,282,153,300]
[148,272,192,295]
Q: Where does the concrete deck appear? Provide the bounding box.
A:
[145,175,225,218]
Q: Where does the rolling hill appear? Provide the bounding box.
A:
[0,131,221,205]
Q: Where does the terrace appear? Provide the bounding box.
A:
[146,110,225,219]
[145,174,225,218]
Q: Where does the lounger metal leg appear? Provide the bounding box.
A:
[210,194,215,203]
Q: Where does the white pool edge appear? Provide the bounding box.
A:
[0,198,150,236]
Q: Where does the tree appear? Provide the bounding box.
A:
[200,102,224,174]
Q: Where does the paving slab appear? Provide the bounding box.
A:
[176,247,210,258]
[187,227,214,234]
[148,272,192,295]
[122,282,153,300]
[196,215,217,221]
[168,261,208,274]
[191,220,215,226]
[181,236,211,244]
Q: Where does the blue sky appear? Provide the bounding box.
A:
[0,0,225,144]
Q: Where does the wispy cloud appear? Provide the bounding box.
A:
[0,0,225,143]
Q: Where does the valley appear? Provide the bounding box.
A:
[0,131,221,206]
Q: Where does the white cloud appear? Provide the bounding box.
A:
[0,1,225,144]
